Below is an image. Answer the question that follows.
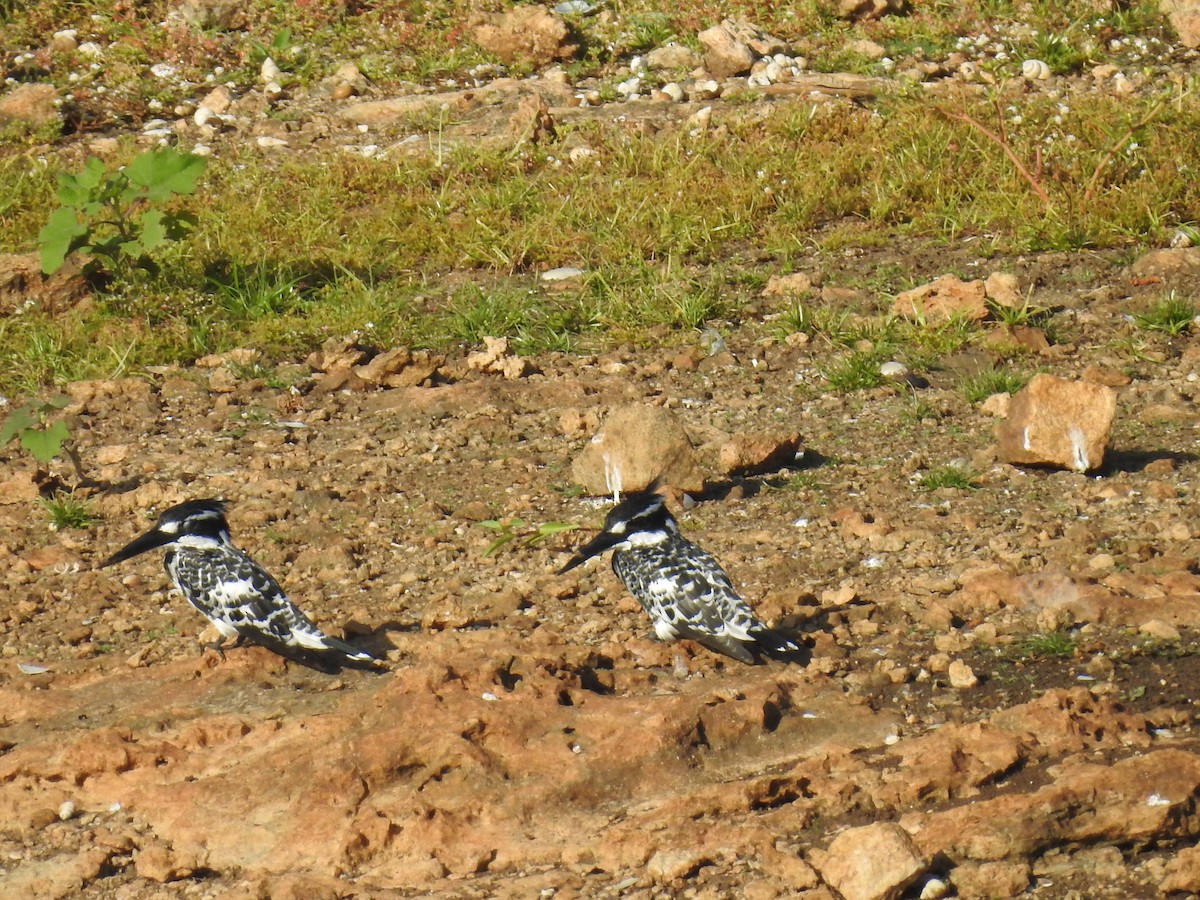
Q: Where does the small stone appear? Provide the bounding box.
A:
[471,7,578,67]
[541,266,585,282]
[762,272,814,297]
[880,361,908,380]
[58,800,76,821]
[980,392,1011,417]
[984,271,1023,307]
[646,848,709,882]
[813,822,928,900]
[646,43,702,70]
[0,83,61,128]
[893,275,988,323]
[717,432,803,476]
[698,21,755,78]
[1140,619,1182,642]
[948,659,979,689]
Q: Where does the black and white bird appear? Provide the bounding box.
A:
[558,491,805,665]
[102,499,383,672]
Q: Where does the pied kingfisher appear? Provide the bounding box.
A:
[558,491,805,664]
[102,499,383,672]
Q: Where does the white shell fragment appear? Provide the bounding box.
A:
[1022,59,1051,80]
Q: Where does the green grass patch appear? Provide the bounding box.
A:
[41,492,98,529]
[917,464,979,491]
[1013,631,1078,659]
[962,368,1029,404]
[1133,293,1197,335]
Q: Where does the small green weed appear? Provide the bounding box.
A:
[1133,293,1196,335]
[822,351,885,392]
[41,493,98,530]
[1014,631,1078,659]
[207,262,307,321]
[989,298,1052,328]
[918,465,979,491]
[39,147,205,279]
[478,518,580,556]
[962,369,1028,404]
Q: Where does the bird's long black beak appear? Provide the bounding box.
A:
[101,527,173,568]
[557,530,624,575]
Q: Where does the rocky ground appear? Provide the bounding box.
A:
[3,4,1200,899]
[1,242,1198,899]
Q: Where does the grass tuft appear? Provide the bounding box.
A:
[1133,293,1197,335]
[41,493,99,530]
[962,368,1029,404]
[917,465,979,491]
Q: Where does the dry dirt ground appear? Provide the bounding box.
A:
[2,92,1200,899]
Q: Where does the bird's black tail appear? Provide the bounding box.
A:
[754,627,811,665]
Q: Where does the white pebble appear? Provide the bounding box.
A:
[660,82,684,102]
[481,691,499,702]
[58,801,76,821]
[193,105,215,127]
[260,57,282,83]
[879,360,909,379]
[255,136,289,148]
[149,62,176,79]
[78,41,103,57]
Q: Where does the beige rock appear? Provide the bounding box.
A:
[950,860,1031,899]
[913,749,1200,861]
[1161,0,1200,47]
[893,275,988,323]
[995,374,1117,472]
[1139,619,1181,641]
[762,272,814,297]
[196,348,259,368]
[471,7,578,67]
[1130,246,1200,278]
[306,334,369,372]
[198,84,233,114]
[848,39,887,59]
[980,392,1011,417]
[0,252,89,316]
[813,822,928,900]
[1160,843,1200,892]
[717,431,803,476]
[698,21,755,78]
[466,336,534,380]
[23,545,81,571]
[948,659,979,689]
[0,83,60,127]
[646,43,702,70]
[571,404,705,495]
[646,848,710,882]
[1081,365,1131,388]
[984,271,1023,307]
